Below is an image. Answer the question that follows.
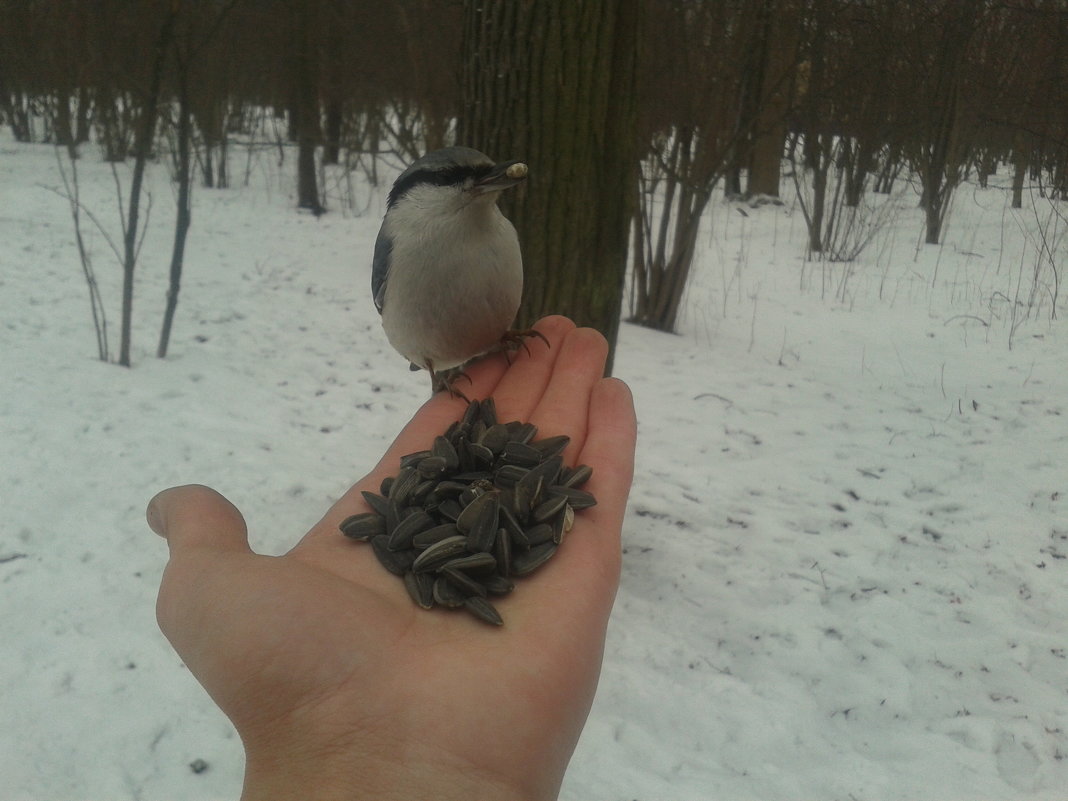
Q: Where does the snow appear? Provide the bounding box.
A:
[2,131,1066,799]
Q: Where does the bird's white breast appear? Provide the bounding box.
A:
[380,194,523,370]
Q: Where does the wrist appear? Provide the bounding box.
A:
[239,732,542,801]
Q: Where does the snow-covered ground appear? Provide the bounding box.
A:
[2,131,1066,799]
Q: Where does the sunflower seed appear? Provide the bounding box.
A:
[466,441,494,465]
[532,434,570,459]
[455,490,496,534]
[433,576,466,607]
[412,535,468,573]
[532,493,568,524]
[464,596,503,626]
[441,551,497,575]
[412,523,460,549]
[493,526,513,577]
[442,566,487,597]
[388,466,420,506]
[380,475,394,496]
[466,497,500,553]
[494,463,528,488]
[404,571,435,609]
[551,507,568,544]
[371,535,416,576]
[478,398,498,427]
[501,440,542,467]
[431,435,460,471]
[430,480,465,498]
[361,490,391,517]
[460,399,480,430]
[547,485,598,510]
[384,499,402,535]
[508,421,538,444]
[560,463,593,489]
[479,423,510,454]
[481,574,515,595]
[519,522,554,548]
[511,542,557,576]
[417,455,448,479]
[436,498,463,522]
[399,450,431,469]
[387,509,435,551]
[339,512,386,542]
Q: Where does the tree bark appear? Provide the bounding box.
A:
[158,74,193,359]
[119,8,177,367]
[294,0,323,213]
[458,0,640,375]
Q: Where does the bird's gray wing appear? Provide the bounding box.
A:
[371,230,392,314]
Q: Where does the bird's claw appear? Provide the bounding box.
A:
[428,362,473,401]
[499,328,550,361]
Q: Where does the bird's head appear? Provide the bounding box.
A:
[386,146,528,216]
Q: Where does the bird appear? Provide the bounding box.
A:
[371,146,546,397]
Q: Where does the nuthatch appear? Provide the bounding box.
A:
[372,146,546,396]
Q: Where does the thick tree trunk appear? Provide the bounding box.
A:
[459,0,640,374]
[744,0,798,198]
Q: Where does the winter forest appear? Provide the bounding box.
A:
[2,1,1067,798]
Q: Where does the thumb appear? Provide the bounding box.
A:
[147,484,252,557]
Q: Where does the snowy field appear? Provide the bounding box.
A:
[2,130,1067,800]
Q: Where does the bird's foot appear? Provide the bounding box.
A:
[497,328,550,363]
[428,362,473,401]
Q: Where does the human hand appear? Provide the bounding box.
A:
[147,315,637,801]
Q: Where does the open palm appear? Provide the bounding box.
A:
[149,316,637,800]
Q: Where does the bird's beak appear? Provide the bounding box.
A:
[473,160,528,194]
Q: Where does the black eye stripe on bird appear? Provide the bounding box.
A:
[371,146,546,399]
[387,164,496,208]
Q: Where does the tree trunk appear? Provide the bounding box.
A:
[458,0,640,374]
[119,9,177,367]
[745,0,798,198]
[294,0,323,213]
[158,75,193,359]
[1011,134,1028,209]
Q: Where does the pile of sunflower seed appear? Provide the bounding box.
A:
[339,398,596,626]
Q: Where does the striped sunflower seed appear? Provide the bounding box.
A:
[339,512,386,542]
[371,535,416,576]
[442,566,487,598]
[387,509,435,551]
[412,535,468,573]
[464,596,503,626]
[547,485,597,510]
[404,571,435,609]
[431,435,460,471]
[412,523,460,549]
[433,576,466,608]
[511,542,557,576]
[481,574,515,595]
[560,463,593,489]
[361,490,391,517]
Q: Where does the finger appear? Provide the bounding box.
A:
[574,377,637,540]
[485,315,575,421]
[147,484,252,557]
[526,326,610,465]
[512,377,636,634]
